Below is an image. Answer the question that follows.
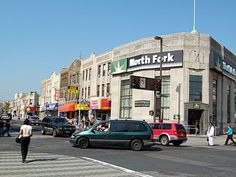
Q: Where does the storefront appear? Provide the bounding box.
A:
[90,97,111,120]
[75,101,90,118]
[58,102,76,118]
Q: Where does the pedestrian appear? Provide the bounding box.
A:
[207,122,215,146]
[90,114,96,126]
[19,119,33,163]
[195,120,199,136]
[2,118,11,137]
[224,125,236,145]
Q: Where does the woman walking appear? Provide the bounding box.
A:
[19,119,33,163]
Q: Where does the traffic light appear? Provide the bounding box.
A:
[155,79,161,93]
[130,76,139,88]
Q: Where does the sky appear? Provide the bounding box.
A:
[0,0,235,101]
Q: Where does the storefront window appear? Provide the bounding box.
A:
[227,85,231,123]
[212,79,217,125]
[189,75,202,101]
[120,80,132,119]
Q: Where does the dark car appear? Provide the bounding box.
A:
[70,119,155,151]
[28,116,41,125]
[41,117,76,137]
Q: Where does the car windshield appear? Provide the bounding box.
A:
[53,118,68,125]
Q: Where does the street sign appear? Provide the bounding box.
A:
[67,86,78,94]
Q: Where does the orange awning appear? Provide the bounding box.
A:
[59,102,75,112]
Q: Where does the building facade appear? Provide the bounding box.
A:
[110,32,236,135]
[39,72,60,118]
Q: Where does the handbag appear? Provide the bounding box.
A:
[15,135,21,143]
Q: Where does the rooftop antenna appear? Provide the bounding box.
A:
[191,0,198,33]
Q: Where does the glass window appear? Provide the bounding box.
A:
[103,63,106,77]
[98,65,101,78]
[97,85,100,97]
[153,124,161,129]
[89,68,91,80]
[85,70,88,80]
[107,83,110,96]
[128,122,147,132]
[162,124,171,130]
[189,75,202,101]
[107,62,111,76]
[120,80,132,119]
[227,85,231,123]
[212,79,217,125]
[88,87,90,97]
[102,84,105,97]
[110,122,129,132]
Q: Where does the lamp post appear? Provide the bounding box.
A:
[154,36,163,122]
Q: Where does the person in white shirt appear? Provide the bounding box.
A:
[19,119,33,163]
[207,122,215,146]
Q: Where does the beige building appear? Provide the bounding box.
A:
[110,32,236,135]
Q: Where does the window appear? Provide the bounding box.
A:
[88,87,90,97]
[103,63,106,77]
[107,62,111,76]
[89,68,91,80]
[162,124,171,130]
[98,65,101,78]
[83,71,85,80]
[128,122,147,132]
[102,84,105,97]
[81,88,84,98]
[153,124,161,129]
[97,85,100,97]
[120,80,132,119]
[156,76,170,120]
[107,83,110,96]
[189,75,202,101]
[212,79,217,125]
[227,85,231,123]
[110,122,128,132]
[85,87,87,98]
[85,70,88,80]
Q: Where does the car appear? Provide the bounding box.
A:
[41,116,76,137]
[28,116,41,125]
[70,119,155,151]
[149,122,187,146]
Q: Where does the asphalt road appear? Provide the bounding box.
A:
[1,120,236,177]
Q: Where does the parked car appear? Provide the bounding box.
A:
[149,122,187,146]
[28,116,41,125]
[70,119,155,151]
[41,117,76,137]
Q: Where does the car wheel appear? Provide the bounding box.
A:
[173,141,182,146]
[77,137,89,149]
[41,128,46,135]
[130,139,143,151]
[53,129,58,137]
[160,135,169,146]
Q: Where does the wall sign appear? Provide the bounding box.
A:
[135,100,150,107]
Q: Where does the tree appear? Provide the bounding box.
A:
[3,101,10,113]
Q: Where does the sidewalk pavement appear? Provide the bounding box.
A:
[185,135,236,150]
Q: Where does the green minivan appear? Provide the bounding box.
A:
[70,120,155,151]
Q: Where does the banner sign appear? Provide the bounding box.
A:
[67,86,78,94]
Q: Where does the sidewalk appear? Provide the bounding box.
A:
[185,135,236,150]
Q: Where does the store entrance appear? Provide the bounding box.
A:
[188,109,203,134]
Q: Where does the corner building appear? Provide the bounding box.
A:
[110,32,236,135]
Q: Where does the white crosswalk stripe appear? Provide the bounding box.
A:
[0,151,147,177]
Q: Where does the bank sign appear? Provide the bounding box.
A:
[210,51,236,80]
[111,50,183,74]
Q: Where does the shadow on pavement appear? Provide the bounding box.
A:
[26,157,57,163]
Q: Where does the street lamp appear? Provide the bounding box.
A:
[154,36,163,122]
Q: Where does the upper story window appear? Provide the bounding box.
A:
[103,63,106,77]
[189,75,202,101]
[83,71,85,80]
[97,85,100,97]
[89,68,91,80]
[85,70,88,80]
[98,65,101,78]
[107,62,111,76]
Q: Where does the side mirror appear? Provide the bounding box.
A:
[91,129,95,133]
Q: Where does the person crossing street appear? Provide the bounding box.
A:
[224,125,236,145]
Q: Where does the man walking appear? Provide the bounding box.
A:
[224,125,236,145]
[2,118,11,137]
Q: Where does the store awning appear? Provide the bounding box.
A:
[59,102,75,112]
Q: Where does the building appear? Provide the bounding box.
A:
[110,32,236,135]
[39,72,60,118]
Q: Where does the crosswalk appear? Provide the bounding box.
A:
[0,151,151,177]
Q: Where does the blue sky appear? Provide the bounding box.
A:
[0,0,235,101]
